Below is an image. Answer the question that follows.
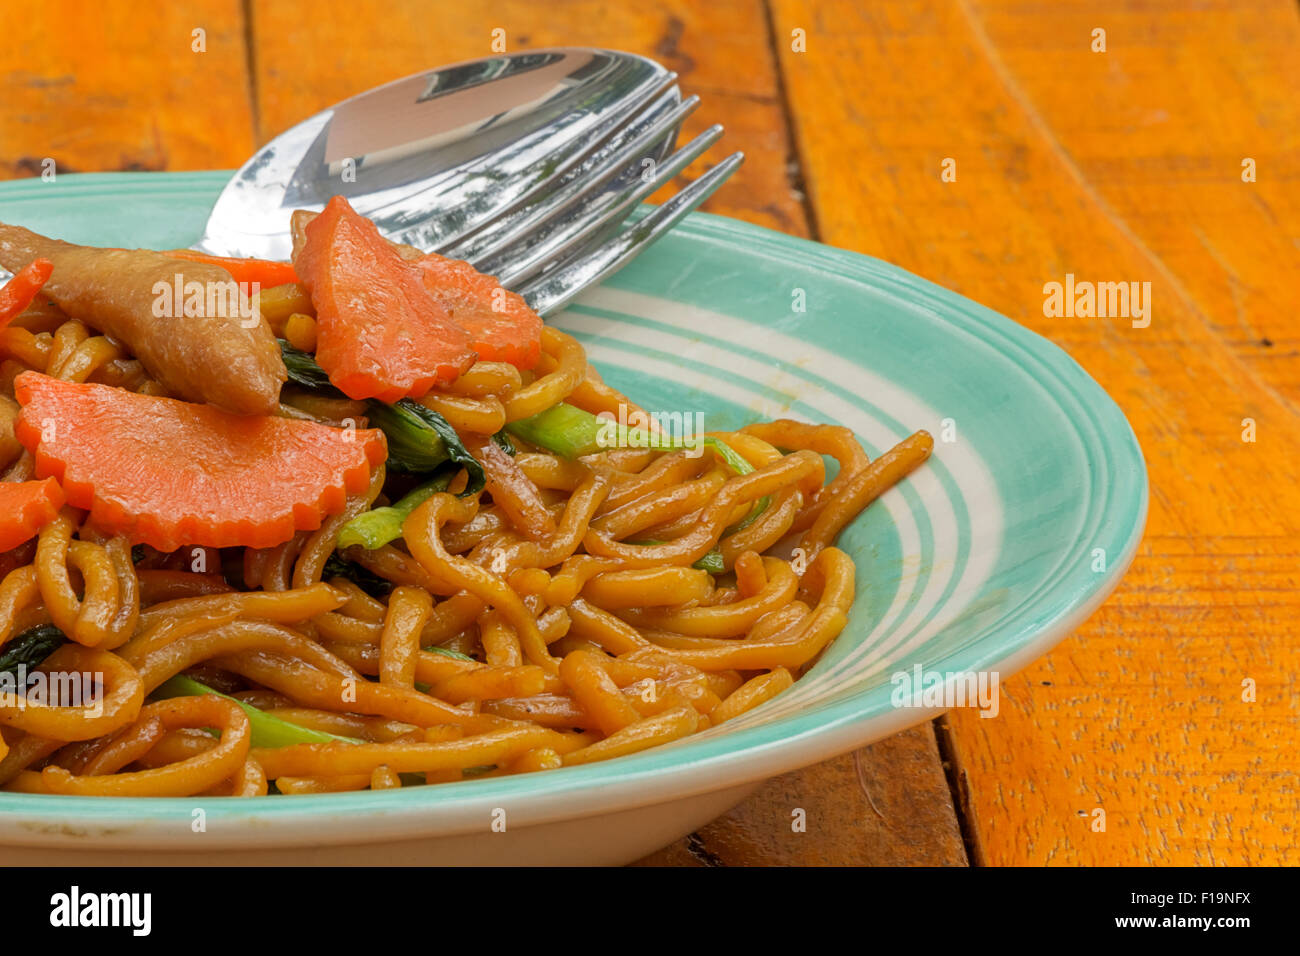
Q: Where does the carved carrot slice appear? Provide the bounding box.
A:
[0,477,65,551]
[12,372,386,552]
[287,204,543,371]
[413,252,543,370]
[293,196,477,402]
[0,258,54,329]
[161,249,299,288]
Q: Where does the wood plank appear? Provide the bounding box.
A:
[0,0,255,179]
[967,0,1300,407]
[772,0,1300,865]
[635,724,968,866]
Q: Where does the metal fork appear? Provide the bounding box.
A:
[517,151,743,316]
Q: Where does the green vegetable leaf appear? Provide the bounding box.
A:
[151,675,361,747]
[336,469,454,551]
[692,549,726,574]
[423,644,477,661]
[506,402,756,476]
[506,403,605,458]
[0,625,67,678]
[278,341,484,492]
[369,399,485,495]
[322,554,395,597]
[491,429,516,456]
[278,339,342,394]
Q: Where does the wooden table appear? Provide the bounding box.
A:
[3,0,1295,866]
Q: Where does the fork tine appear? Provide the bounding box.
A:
[445,90,700,264]
[491,124,725,289]
[381,69,680,253]
[519,151,744,317]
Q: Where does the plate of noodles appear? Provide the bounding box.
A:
[0,172,1146,865]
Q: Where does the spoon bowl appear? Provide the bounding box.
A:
[196,49,680,259]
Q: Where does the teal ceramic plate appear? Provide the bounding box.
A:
[0,173,1146,865]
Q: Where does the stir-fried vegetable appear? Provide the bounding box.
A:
[289,202,543,372]
[0,477,65,552]
[336,470,455,550]
[505,403,605,458]
[281,340,486,490]
[151,674,360,747]
[412,251,543,369]
[161,250,300,288]
[293,196,478,401]
[13,372,386,552]
[506,402,753,474]
[322,553,396,597]
[0,624,66,679]
[278,339,336,391]
[0,257,53,328]
[367,400,484,486]
[693,550,727,574]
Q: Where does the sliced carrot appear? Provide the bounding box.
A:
[161,249,299,288]
[0,477,65,551]
[413,253,543,370]
[0,258,54,329]
[12,372,386,552]
[293,196,477,402]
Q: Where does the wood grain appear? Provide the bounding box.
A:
[635,724,968,866]
[0,0,255,179]
[966,0,1300,407]
[772,0,1300,864]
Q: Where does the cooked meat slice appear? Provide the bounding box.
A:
[0,222,286,415]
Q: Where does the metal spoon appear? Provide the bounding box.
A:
[196,48,692,260]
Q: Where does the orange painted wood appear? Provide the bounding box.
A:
[772,0,1300,865]
[0,0,256,178]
